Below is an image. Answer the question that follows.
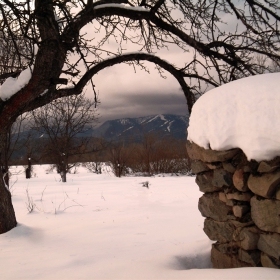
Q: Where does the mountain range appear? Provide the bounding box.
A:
[15,114,190,142]
[9,114,189,163]
[89,114,189,141]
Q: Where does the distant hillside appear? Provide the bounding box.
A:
[16,114,189,141]
[91,114,189,141]
[9,114,189,164]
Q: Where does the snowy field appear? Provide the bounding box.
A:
[1,165,279,280]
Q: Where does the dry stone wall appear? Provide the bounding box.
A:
[187,140,280,269]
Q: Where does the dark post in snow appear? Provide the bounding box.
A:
[95,162,102,174]
[60,153,67,183]
[117,163,121,178]
[25,157,31,179]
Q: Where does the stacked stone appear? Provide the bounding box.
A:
[187,140,280,269]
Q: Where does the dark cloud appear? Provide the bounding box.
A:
[76,19,232,124]
[88,63,190,123]
[77,33,196,124]
[97,90,188,122]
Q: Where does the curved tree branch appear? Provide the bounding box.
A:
[22,53,195,114]
[74,52,194,113]
[62,2,280,72]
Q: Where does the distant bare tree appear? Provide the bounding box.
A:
[107,139,131,177]
[151,137,191,175]
[270,60,280,73]
[127,133,191,175]
[31,93,98,182]
[135,132,159,175]
[82,137,108,174]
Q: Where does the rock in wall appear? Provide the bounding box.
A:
[187,140,280,269]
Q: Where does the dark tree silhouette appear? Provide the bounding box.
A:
[0,0,280,233]
[31,93,98,182]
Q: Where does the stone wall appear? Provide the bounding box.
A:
[186,141,280,269]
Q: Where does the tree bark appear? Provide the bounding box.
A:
[60,158,67,183]
[25,157,32,179]
[61,171,67,183]
[0,131,17,233]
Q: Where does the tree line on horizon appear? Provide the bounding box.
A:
[5,96,191,183]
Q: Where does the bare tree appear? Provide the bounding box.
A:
[107,139,131,177]
[82,137,109,174]
[0,0,280,233]
[135,131,159,175]
[127,132,191,175]
[31,93,98,182]
[150,137,191,175]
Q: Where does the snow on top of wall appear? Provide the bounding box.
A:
[187,73,280,162]
[0,66,34,101]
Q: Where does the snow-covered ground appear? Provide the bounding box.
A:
[1,165,279,279]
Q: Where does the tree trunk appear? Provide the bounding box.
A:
[25,157,32,179]
[0,131,17,234]
[61,170,67,183]
[59,156,67,182]
[59,160,67,183]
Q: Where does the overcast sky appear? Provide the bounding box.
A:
[67,5,230,125]
[79,2,251,125]
[72,13,195,125]
[81,39,191,124]
[88,62,189,124]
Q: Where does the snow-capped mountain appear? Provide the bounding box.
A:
[91,114,189,141]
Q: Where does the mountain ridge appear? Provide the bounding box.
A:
[90,114,189,141]
[9,114,189,163]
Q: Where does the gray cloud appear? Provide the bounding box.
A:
[79,23,195,124]
[87,62,190,123]
[79,12,240,124]
[97,91,188,122]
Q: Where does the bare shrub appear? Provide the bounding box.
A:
[25,187,35,213]
[127,133,191,176]
[107,139,132,177]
